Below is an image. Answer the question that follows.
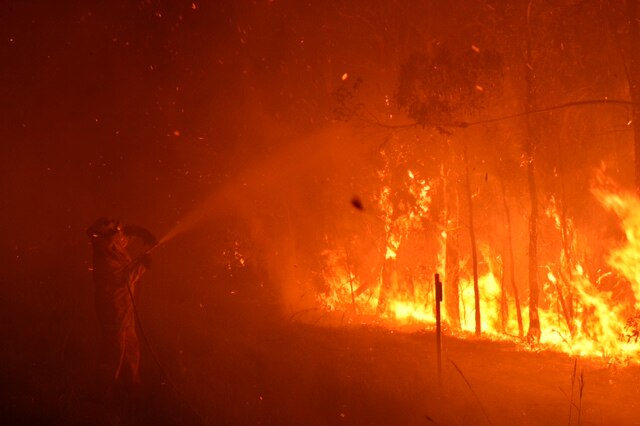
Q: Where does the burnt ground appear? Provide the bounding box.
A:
[3,249,640,426]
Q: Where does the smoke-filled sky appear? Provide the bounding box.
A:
[1,0,393,253]
[2,0,638,325]
[1,0,632,245]
[0,0,391,358]
[2,0,638,305]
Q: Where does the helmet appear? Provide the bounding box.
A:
[86,218,122,239]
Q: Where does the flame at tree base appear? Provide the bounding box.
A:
[315,173,640,364]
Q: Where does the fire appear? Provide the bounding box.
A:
[594,188,640,309]
[316,165,640,363]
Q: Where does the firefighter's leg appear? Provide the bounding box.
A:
[122,325,141,386]
[110,329,128,390]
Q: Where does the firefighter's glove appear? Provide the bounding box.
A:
[140,253,152,269]
[123,225,157,247]
[142,231,158,248]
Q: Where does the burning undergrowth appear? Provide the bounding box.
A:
[309,145,640,364]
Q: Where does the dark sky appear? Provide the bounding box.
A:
[1,1,249,254]
[1,0,387,255]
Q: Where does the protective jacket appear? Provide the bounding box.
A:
[87,218,155,387]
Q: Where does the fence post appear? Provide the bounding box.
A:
[435,273,443,383]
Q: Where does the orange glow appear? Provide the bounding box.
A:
[317,171,640,363]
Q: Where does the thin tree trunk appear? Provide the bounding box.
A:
[525,0,541,342]
[500,179,523,338]
[377,257,395,314]
[463,140,481,336]
[556,118,575,336]
[500,253,507,333]
[345,250,357,312]
[553,269,573,336]
[443,170,461,330]
[526,152,540,342]
[628,0,640,194]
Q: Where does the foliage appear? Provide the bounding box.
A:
[395,44,503,129]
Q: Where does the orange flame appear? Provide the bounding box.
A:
[316,169,640,363]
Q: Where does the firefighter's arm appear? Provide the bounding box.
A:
[123,225,157,247]
[124,254,151,278]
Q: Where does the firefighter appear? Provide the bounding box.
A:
[87,218,156,392]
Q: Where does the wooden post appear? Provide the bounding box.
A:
[435,273,443,383]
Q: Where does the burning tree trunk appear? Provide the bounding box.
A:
[525,146,540,342]
[463,140,481,336]
[377,257,395,315]
[555,127,575,336]
[525,0,541,342]
[500,256,507,333]
[500,179,524,338]
[443,170,461,330]
[444,228,461,330]
[559,223,574,332]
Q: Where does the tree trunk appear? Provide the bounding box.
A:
[500,179,523,338]
[525,0,541,342]
[377,257,395,314]
[445,227,461,330]
[556,123,575,336]
[627,0,640,193]
[463,140,481,336]
[526,151,540,342]
[443,171,461,330]
[500,255,507,333]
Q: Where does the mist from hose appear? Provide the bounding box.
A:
[159,198,215,246]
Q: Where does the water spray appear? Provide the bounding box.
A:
[158,187,233,246]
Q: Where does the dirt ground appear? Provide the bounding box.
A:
[1,247,639,425]
[3,290,640,426]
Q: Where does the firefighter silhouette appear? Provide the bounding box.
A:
[87,218,156,390]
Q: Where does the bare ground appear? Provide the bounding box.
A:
[2,250,640,425]
[3,296,640,426]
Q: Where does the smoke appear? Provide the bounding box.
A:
[221,119,380,314]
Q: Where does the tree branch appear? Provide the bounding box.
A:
[467,99,634,127]
[356,98,635,130]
